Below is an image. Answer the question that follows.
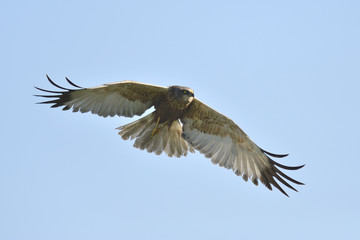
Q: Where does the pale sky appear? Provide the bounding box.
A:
[1,0,360,239]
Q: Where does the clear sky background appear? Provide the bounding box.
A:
[1,0,359,239]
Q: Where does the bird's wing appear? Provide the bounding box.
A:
[181,99,304,196]
[35,75,168,117]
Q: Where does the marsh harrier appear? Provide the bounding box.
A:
[35,75,304,196]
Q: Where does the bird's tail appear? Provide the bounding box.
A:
[117,113,195,157]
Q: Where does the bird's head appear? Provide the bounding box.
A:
[168,85,195,108]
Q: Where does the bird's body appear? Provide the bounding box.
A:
[35,75,304,196]
[118,85,196,157]
[154,85,194,123]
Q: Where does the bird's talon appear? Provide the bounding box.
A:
[151,128,158,137]
[151,117,161,137]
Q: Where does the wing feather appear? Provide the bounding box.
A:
[35,75,168,117]
[181,99,304,196]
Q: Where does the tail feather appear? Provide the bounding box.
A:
[117,113,194,157]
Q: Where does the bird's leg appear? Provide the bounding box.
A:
[160,120,169,129]
[152,117,161,137]
[151,117,169,138]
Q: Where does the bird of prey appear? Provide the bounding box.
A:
[35,75,304,196]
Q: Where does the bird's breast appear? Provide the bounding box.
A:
[154,99,187,123]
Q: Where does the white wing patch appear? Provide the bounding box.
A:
[181,117,270,185]
[69,90,152,117]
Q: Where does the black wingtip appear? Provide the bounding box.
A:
[34,86,64,94]
[260,148,289,158]
[271,160,305,171]
[46,75,72,91]
[65,77,83,88]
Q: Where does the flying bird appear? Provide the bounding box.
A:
[35,75,304,196]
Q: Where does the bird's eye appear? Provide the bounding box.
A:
[183,90,188,94]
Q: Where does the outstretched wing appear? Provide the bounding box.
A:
[35,75,168,117]
[181,99,304,197]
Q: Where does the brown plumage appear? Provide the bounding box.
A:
[35,75,304,196]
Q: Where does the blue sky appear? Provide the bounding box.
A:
[1,0,360,239]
